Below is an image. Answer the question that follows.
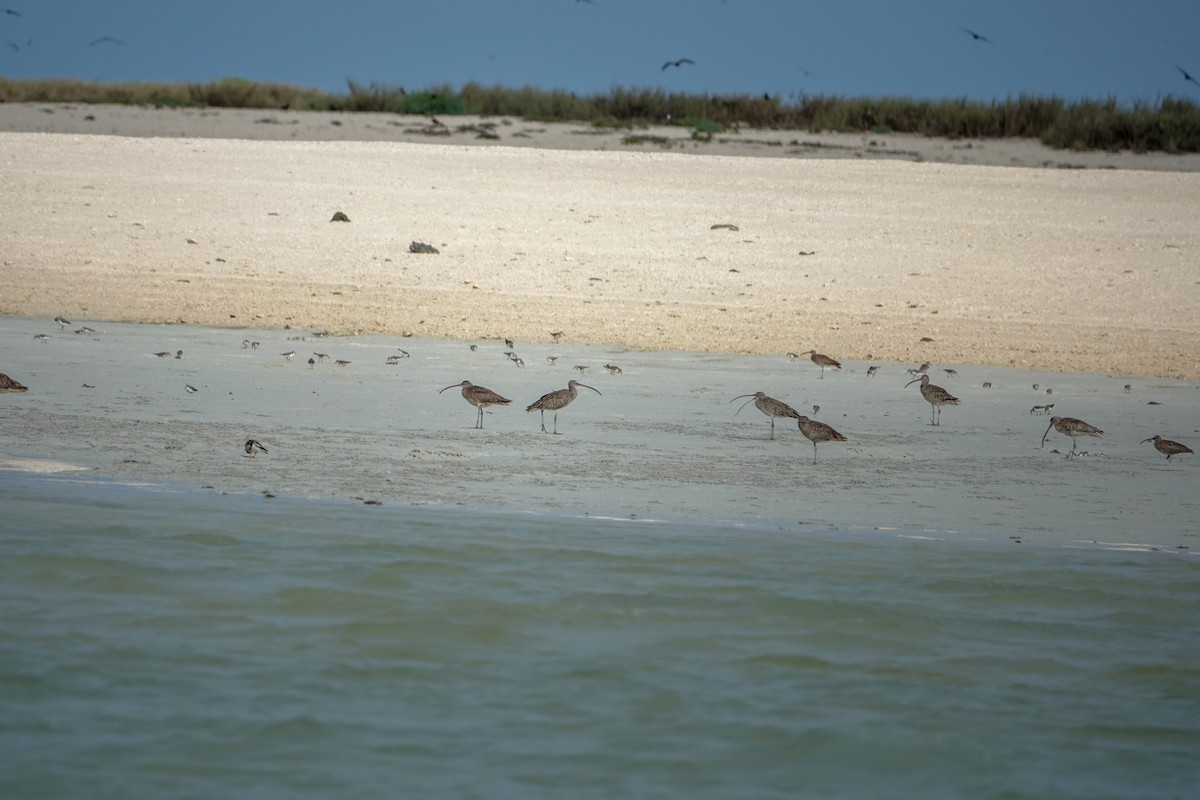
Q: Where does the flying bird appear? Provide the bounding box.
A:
[661,58,695,71]
[4,9,21,17]
[6,39,31,53]
[1178,66,1200,88]
[960,27,992,44]
[88,36,124,47]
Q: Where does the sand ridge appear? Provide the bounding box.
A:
[1,106,1198,379]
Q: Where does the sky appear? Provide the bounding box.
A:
[2,1,1200,104]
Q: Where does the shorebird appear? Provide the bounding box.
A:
[795,416,847,463]
[803,349,841,379]
[546,356,559,365]
[335,359,350,367]
[313,352,329,361]
[33,334,48,343]
[153,351,171,358]
[526,380,600,434]
[385,355,402,365]
[866,365,880,378]
[439,380,511,429]
[960,27,992,44]
[504,338,515,349]
[1029,403,1054,415]
[0,372,29,393]
[662,58,695,71]
[908,362,930,376]
[905,373,959,426]
[74,326,96,335]
[174,350,182,359]
[604,363,622,375]
[185,384,198,394]
[731,391,802,440]
[550,331,564,342]
[1178,66,1200,89]
[573,365,589,373]
[396,349,410,358]
[244,439,268,458]
[308,357,316,368]
[54,315,71,329]
[942,368,958,378]
[1040,416,1102,458]
[281,351,296,361]
[1140,435,1193,462]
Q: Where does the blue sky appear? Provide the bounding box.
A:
[3,1,1199,103]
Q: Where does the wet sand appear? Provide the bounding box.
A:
[1,317,1196,549]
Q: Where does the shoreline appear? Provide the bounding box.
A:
[1,106,1198,380]
[2,316,1196,546]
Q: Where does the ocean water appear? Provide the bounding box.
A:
[2,474,1197,800]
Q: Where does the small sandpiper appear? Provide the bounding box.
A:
[186,384,198,394]
[335,359,350,367]
[244,439,268,458]
[33,334,49,343]
[153,351,171,358]
[54,315,71,329]
[313,352,329,361]
[604,363,622,375]
[282,351,296,361]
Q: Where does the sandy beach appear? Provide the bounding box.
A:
[1,102,1198,380]
[1,103,1197,544]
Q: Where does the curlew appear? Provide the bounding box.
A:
[905,374,959,426]
[244,439,268,458]
[526,380,600,434]
[803,349,841,379]
[731,391,802,440]
[1040,416,1102,458]
[439,380,511,429]
[1140,435,1193,462]
[795,416,847,463]
[0,372,29,393]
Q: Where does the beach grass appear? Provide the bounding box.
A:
[2,77,1198,153]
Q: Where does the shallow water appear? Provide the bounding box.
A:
[2,475,1198,799]
[2,317,1197,548]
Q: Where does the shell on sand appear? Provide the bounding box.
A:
[0,372,29,393]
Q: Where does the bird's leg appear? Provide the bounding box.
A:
[770,417,775,440]
[812,441,818,463]
[540,410,548,433]
[553,411,560,435]
[477,406,484,429]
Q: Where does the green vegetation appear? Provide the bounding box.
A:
[1,77,1198,154]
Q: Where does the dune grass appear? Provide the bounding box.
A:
[1,76,1198,154]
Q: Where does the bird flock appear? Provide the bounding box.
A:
[3,330,1193,471]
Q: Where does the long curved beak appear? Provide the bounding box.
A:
[729,393,756,404]
[1041,422,1055,448]
[578,383,601,395]
[734,397,757,416]
[1140,437,1153,444]
[438,383,461,394]
[904,377,921,388]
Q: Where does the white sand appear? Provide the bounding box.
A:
[0,104,1198,379]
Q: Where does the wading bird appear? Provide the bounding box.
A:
[1040,416,1102,458]
[1140,435,1193,462]
[795,416,847,463]
[731,391,802,440]
[527,380,600,434]
[244,439,268,458]
[803,349,841,379]
[905,373,959,426]
[439,380,511,429]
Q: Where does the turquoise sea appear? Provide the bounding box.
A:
[2,473,1197,799]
